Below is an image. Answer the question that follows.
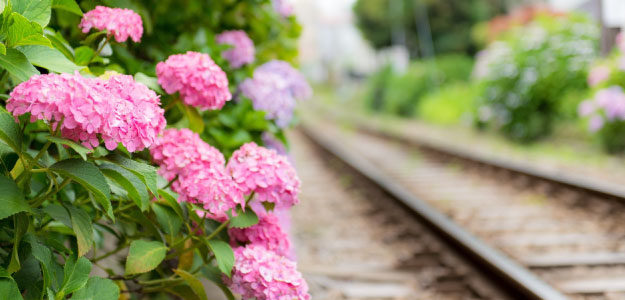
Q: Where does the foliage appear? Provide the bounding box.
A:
[353,0,505,57]
[475,13,599,142]
[0,0,308,299]
[417,82,481,125]
[364,54,473,117]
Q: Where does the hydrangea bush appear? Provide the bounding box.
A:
[0,0,311,299]
[579,34,625,152]
[475,13,599,142]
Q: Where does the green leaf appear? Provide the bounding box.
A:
[18,45,83,73]
[0,107,20,153]
[70,277,119,300]
[206,240,234,277]
[0,42,5,55]
[0,175,30,220]
[81,31,105,46]
[24,234,54,293]
[200,265,235,300]
[8,213,29,274]
[73,46,94,66]
[45,30,74,60]
[50,159,112,219]
[45,136,91,160]
[99,163,149,211]
[173,269,208,300]
[157,189,184,220]
[67,206,93,257]
[12,0,51,27]
[125,240,167,275]
[228,207,258,229]
[42,203,71,228]
[0,277,24,300]
[6,13,52,48]
[58,255,91,298]
[164,285,201,300]
[152,203,181,237]
[51,0,81,15]
[0,48,39,83]
[134,72,164,93]
[107,154,158,195]
[182,104,204,134]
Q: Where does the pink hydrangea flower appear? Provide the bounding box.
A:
[240,60,311,127]
[150,128,243,220]
[588,66,610,87]
[225,245,310,300]
[7,73,165,152]
[216,30,255,69]
[229,212,291,257]
[79,6,143,43]
[156,51,232,110]
[226,142,300,208]
[271,0,294,17]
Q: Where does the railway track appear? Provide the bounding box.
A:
[299,116,625,299]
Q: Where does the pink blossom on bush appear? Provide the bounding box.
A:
[227,142,300,208]
[588,66,610,87]
[240,60,311,127]
[579,86,625,132]
[216,30,255,68]
[150,128,243,220]
[229,212,291,256]
[271,0,294,17]
[226,245,310,300]
[7,73,165,152]
[79,6,143,43]
[156,51,232,110]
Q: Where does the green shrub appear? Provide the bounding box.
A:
[475,13,599,142]
[417,82,481,125]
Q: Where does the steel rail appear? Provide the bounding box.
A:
[300,123,568,300]
[350,121,625,202]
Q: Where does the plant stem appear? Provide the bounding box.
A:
[93,241,127,262]
[205,220,229,241]
[90,35,111,64]
[163,175,178,190]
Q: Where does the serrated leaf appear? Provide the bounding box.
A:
[70,277,119,300]
[50,159,112,219]
[152,203,181,237]
[173,269,208,300]
[206,240,234,277]
[18,45,83,73]
[58,255,91,298]
[67,206,93,257]
[0,107,20,153]
[45,136,91,160]
[24,234,54,293]
[51,0,81,15]
[6,13,52,48]
[228,207,258,229]
[42,204,71,228]
[0,277,23,300]
[125,240,167,275]
[0,175,30,220]
[107,154,158,195]
[12,0,51,26]
[99,163,149,211]
[0,48,39,83]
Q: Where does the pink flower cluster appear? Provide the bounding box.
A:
[79,6,143,43]
[216,30,255,69]
[226,245,310,300]
[588,65,610,87]
[156,52,232,110]
[229,212,291,257]
[150,129,243,220]
[240,60,312,127]
[271,0,294,17]
[579,86,625,132]
[226,142,300,208]
[7,73,165,152]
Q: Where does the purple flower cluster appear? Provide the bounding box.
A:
[79,6,143,43]
[156,51,232,110]
[7,73,165,152]
[216,30,255,69]
[579,86,625,131]
[240,60,312,127]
